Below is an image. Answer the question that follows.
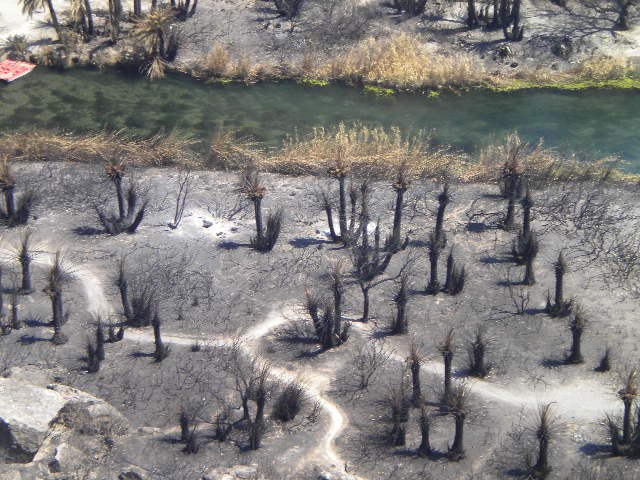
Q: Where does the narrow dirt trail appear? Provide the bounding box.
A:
[350,322,616,421]
[56,256,359,479]
[10,246,617,479]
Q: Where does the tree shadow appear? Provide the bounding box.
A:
[288,237,334,249]
[541,358,566,368]
[19,334,50,344]
[580,442,612,457]
[217,241,246,250]
[24,318,52,328]
[130,351,156,359]
[480,255,512,264]
[73,226,105,236]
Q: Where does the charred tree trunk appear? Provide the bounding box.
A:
[253,197,264,247]
[152,313,168,361]
[466,0,479,27]
[4,187,16,219]
[418,408,431,457]
[96,322,105,362]
[427,240,441,294]
[360,284,370,323]
[118,264,134,323]
[389,186,406,252]
[449,413,466,460]
[338,175,348,245]
[10,291,20,330]
[410,357,422,406]
[392,276,408,335]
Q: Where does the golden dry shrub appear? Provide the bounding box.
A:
[323,33,486,90]
[201,44,232,77]
[260,123,468,180]
[569,56,635,82]
[475,132,620,184]
[0,130,201,168]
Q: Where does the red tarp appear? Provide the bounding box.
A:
[0,60,36,83]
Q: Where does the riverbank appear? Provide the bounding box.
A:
[0,127,634,184]
[2,2,640,94]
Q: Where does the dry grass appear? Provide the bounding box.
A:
[568,56,638,82]
[259,123,469,180]
[475,133,621,184]
[190,36,639,92]
[0,127,626,183]
[0,130,201,168]
[317,33,486,90]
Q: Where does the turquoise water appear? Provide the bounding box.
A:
[1,68,640,170]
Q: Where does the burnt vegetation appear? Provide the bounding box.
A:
[3,142,640,480]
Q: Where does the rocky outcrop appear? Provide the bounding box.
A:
[0,377,129,479]
[0,379,67,462]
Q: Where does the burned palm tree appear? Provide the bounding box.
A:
[442,249,465,295]
[426,230,444,294]
[322,154,362,247]
[351,182,405,322]
[439,329,456,406]
[596,347,611,373]
[546,252,572,317]
[0,158,33,227]
[607,370,639,456]
[426,184,450,294]
[305,263,349,349]
[529,403,554,479]
[500,139,526,230]
[565,307,586,365]
[513,230,539,285]
[44,252,68,345]
[247,362,270,450]
[391,273,409,335]
[17,232,34,293]
[95,320,106,362]
[407,341,423,407]
[242,169,283,252]
[86,341,101,373]
[152,312,170,362]
[466,0,480,27]
[386,162,412,253]
[116,258,154,328]
[435,183,450,246]
[10,287,20,330]
[97,160,147,235]
[387,381,410,447]
[417,407,432,457]
[521,187,533,237]
[467,326,490,378]
[447,384,470,461]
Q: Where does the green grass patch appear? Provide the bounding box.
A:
[363,85,396,96]
[300,77,330,87]
[488,76,640,93]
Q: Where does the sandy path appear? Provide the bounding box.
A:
[63,256,358,479]
[350,321,616,420]
[7,245,616,479]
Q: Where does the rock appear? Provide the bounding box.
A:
[56,399,128,437]
[231,465,258,479]
[203,220,213,228]
[0,378,67,462]
[495,44,512,60]
[119,472,144,480]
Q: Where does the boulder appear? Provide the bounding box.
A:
[0,378,67,462]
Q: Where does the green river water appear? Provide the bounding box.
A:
[1,68,639,170]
